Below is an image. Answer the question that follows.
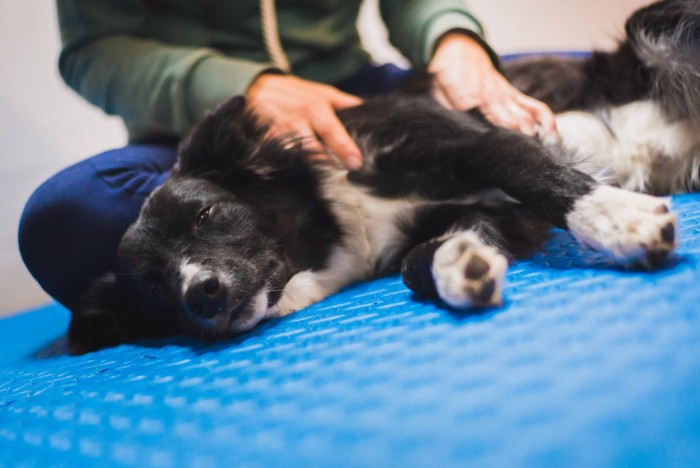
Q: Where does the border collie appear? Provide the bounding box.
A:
[69,0,698,354]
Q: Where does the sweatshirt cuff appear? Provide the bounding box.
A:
[185,54,274,127]
[421,11,493,67]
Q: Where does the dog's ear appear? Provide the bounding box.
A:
[176,96,264,178]
[175,95,311,185]
[68,272,176,355]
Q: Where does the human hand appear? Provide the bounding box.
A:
[245,73,364,169]
[428,33,558,141]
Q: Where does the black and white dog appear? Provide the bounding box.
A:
[69,0,698,354]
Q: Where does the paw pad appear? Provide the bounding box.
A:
[432,232,507,309]
[465,255,490,279]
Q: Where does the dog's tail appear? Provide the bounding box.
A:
[626,0,700,121]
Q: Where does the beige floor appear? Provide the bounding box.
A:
[0,0,652,317]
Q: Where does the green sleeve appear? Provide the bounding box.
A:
[379,0,497,69]
[59,36,271,138]
[56,0,272,138]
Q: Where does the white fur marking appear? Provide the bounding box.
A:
[432,231,508,309]
[566,186,677,264]
[179,260,204,296]
[322,170,412,277]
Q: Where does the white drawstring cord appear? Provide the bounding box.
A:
[260,0,292,72]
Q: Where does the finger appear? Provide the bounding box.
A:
[477,99,525,134]
[509,102,537,136]
[517,94,558,137]
[299,134,334,163]
[328,88,364,110]
[295,130,325,156]
[265,122,297,147]
[431,87,452,109]
[306,152,332,163]
[482,105,520,132]
[435,78,476,112]
[516,115,536,137]
[492,95,547,136]
[270,121,328,159]
[523,99,556,135]
[311,107,363,170]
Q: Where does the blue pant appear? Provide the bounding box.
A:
[18,63,413,307]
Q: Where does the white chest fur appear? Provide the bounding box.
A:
[270,171,416,317]
[323,170,414,278]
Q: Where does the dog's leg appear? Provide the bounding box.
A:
[454,130,678,267]
[401,231,508,309]
[473,132,679,268]
[357,119,678,267]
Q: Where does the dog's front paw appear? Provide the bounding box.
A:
[432,232,508,309]
[566,186,678,268]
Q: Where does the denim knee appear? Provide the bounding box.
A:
[18,144,177,307]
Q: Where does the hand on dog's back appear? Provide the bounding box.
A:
[245,73,364,170]
[429,33,558,141]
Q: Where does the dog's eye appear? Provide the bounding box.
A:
[149,283,163,299]
[149,283,163,300]
[197,206,212,227]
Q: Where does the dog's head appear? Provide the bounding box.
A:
[120,175,292,330]
[69,97,317,354]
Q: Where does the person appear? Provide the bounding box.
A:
[19,0,556,309]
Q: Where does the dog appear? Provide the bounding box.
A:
[68,0,698,354]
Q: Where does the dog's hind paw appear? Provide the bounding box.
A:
[432,231,508,309]
[566,186,678,268]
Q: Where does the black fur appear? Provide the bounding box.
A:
[505,0,700,121]
[504,44,651,113]
[341,91,594,226]
[67,0,696,354]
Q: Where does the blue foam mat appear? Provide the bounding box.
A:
[2,193,700,467]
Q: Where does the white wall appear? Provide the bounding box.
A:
[0,0,653,315]
[0,3,125,316]
[360,0,653,63]
[469,0,653,53]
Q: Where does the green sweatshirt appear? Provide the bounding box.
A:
[56,0,485,141]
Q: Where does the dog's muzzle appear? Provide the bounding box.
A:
[183,269,251,321]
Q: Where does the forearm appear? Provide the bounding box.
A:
[431,29,503,73]
[379,0,487,68]
[59,35,272,137]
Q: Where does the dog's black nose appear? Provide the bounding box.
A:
[185,270,225,319]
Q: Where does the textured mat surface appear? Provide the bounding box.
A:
[2,193,700,467]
